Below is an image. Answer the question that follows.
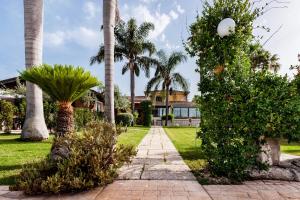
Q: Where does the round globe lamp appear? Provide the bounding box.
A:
[217,18,236,38]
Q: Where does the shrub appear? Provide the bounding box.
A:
[11,121,136,194]
[140,100,152,127]
[161,114,174,122]
[116,113,133,126]
[185,0,300,181]
[0,100,15,133]
[133,112,139,125]
[74,108,101,131]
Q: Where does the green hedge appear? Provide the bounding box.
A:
[116,113,133,126]
[140,100,152,127]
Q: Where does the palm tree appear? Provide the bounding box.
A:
[22,0,49,140]
[91,18,157,114]
[250,44,280,73]
[146,50,189,126]
[269,54,280,73]
[20,64,100,136]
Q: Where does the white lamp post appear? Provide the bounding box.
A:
[217,18,236,38]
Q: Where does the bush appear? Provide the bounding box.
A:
[74,108,101,131]
[140,100,152,127]
[161,114,174,122]
[0,100,15,133]
[11,121,136,194]
[116,113,133,126]
[133,112,139,125]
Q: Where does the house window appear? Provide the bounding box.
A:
[156,96,162,102]
[189,108,197,118]
[181,108,188,118]
[173,108,181,118]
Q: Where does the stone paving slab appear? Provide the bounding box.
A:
[117,127,196,181]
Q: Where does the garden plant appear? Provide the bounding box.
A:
[186,0,300,181]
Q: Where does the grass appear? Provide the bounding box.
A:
[117,126,150,148]
[164,127,206,174]
[280,140,300,156]
[0,134,54,185]
[0,126,150,185]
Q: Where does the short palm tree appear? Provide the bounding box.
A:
[91,18,157,114]
[146,50,189,126]
[20,64,101,136]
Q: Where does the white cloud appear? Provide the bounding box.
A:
[83,1,97,20]
[44,27,101,49]
[176,4,185,14]
[44,31,65,47]
[169,10,179,20]
[122,4,184,39]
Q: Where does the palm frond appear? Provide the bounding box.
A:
[122,63,130,75]
[90,44,125,65]
[142,41,156,55]
[20,64,101,103]
[172,73,189,92]
[137,22,154,38]
[134,64,140,76]
[168,51,187,71]
[146,75,162,94]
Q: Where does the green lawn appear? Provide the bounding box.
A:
[117,126,150,148]
[0,126,150,185]
[0,134,54,185]
[164,127,207,174]
[281,140,300,156]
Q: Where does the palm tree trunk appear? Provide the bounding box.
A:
[103,0,116,123]
[22,0,48,141]
[165,85,169,126]
[130,67,135,114]
[56,102,74,136]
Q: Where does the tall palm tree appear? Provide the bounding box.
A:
[250,44,280,73]
[91,18,157,114]
[22,0,48,140]
[20,64,100,136]
[102,0,117,123]
[269,54,280,73]
[146,50,189,126]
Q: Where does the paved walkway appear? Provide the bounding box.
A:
[1,127,300,199]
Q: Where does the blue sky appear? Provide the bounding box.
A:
[0,0,299,99]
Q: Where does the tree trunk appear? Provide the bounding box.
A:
[22,0,48,141]
[165,86,169,126]
[130,68,135,114]
[103,0,116,123]
[56,102,74,136]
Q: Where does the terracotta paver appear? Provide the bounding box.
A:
[2,127,300,199]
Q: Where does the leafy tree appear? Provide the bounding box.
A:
[0,100,15,133]
[146,50,189,126]
[91,18,157,114]
[20,64,100,136]
[114,85,131,113]
[186,0,259,180]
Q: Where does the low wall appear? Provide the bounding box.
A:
[153,119,200,127]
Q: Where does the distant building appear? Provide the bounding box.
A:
[131,90,200,126]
